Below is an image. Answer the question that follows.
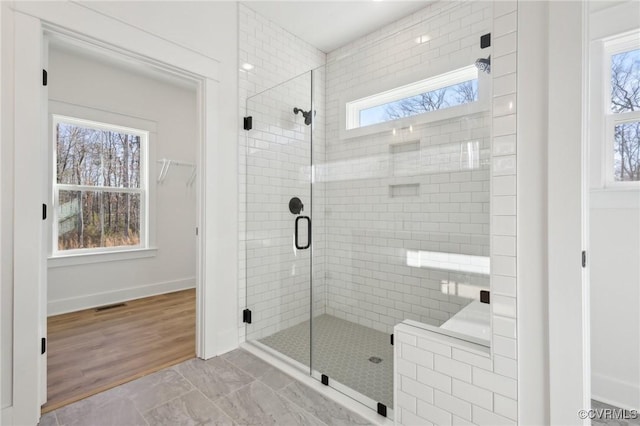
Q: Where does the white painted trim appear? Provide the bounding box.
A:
[346,65,478,130]
[547,2,590,425]
[9,2,234,423]
[242,342,394,426]
[49,99,158,134]
[0,1,3,421]
[47,277,195,316]
[337,52,490,141]
[589,1,640,41]
[200,77,239,358]
[516,2,550,425]
[581,3,593,420]
[48,247,157,268]
[340,100,488,141]
[12,12,45,426]
[11,2,219,82]
[590,188,640,209]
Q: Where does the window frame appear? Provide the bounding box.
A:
[345,65,480,130]
[51,114,150,257]
[602,32,640,187]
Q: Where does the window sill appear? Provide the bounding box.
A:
[48,247,157,268]
[339,100,489,141]
[590,187,640,209]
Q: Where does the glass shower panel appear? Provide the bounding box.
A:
[245,72,313,371]
[311,1,493,415]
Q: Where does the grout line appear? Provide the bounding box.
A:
[174,358,255,424]
[276,383,330,426]
[133,402,150,426]
[137,385,194,415]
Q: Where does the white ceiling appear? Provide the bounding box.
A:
[241,1,429,53]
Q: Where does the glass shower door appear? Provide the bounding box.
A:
[244,72,314,372]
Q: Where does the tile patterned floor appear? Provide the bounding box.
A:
[260,314,393,408]
[592,400,640,426]
[39,349,371,426]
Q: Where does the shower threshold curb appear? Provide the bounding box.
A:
[241,341,394,426]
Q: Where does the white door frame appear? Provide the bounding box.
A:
[10,3,232,424]
[547,1,591,425]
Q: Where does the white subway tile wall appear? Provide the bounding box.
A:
[240,0,520,423]
[239,3,326,342]
[395,2,519,425]
[323,0,492,335]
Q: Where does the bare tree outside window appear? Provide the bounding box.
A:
[55,120,144,251]
[611,49,640,181]
[358,79,478,127]
[385,80,478,119]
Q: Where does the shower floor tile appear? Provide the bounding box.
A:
[259,314,393,408]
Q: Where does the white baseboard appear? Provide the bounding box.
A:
[1,406,13,426]
[47,278,196,316]
[592,372,640,411]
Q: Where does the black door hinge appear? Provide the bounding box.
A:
[377,403,387,417]
[480,290,490,304]
[243,116,252,131]
[390,334,394,346]
[42,69,48,86]
[41,337,46,354]
[321,374,329,386]
[582,251,586,268]
[480,33,491,49]
[242,308,252,324]
[42,203,47,220]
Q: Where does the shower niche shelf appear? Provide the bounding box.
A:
[389,183,420,198]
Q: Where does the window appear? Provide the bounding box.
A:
[605,34,640,183]
[346,65,479,130]
[53,115,148,254]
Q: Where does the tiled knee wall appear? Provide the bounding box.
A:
[395,324,517,425]
[394,2,519,425]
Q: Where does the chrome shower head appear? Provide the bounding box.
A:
[475,55,491,74]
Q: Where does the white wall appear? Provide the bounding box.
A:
[1,0,238,417]
[46,46,197,315]
[590,196,640,410]
[587,1,640,411]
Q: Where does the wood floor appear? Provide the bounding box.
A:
[43,289,195,413]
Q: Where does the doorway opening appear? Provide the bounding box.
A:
[42,33,199,412]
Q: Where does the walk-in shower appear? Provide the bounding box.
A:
[244,1,493,417]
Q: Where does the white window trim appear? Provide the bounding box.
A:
[346,65,479,130]
[602,31,640,188]
[48,247,157,268]
[50,114,150,257]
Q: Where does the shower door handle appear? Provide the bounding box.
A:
[295,216,311,250]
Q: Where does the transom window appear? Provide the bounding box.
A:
[605,33,640,184]
[346,65,479,129]
[52,115,148,254]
